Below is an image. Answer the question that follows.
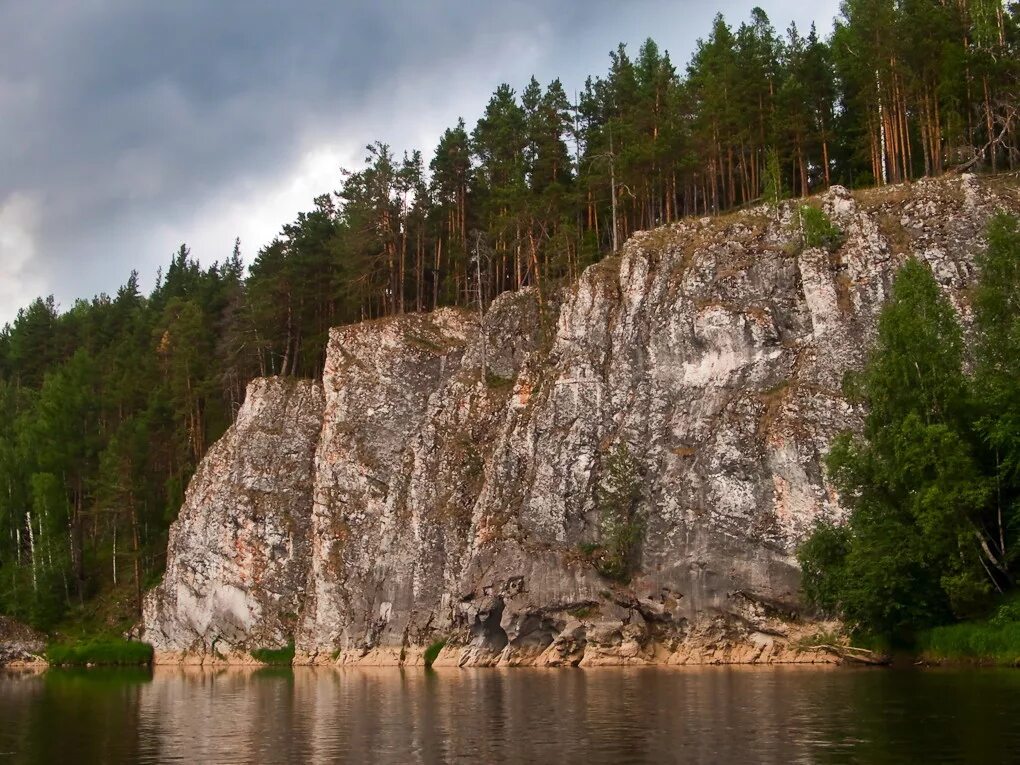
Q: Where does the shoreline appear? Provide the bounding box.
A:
[147,641,846,669]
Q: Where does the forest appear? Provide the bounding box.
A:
[0,1,1018,630]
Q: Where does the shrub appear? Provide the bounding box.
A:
[763,147,785,210]
[251,641,295,666]
[423,639,447,669]
[800,205,844,250]
[989,592,1020,627]
[485,372,513,389]
[46,638,154,666]
[588,443,645,583]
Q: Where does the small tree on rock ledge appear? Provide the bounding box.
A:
[592,443,644,582]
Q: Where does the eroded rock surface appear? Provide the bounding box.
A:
[143,175,1019,666]
[142,378,323,662]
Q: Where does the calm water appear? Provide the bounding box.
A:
[1,666,1019,763]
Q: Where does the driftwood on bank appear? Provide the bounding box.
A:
[807,644,890,666]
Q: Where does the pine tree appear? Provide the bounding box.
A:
[429,120,472,307]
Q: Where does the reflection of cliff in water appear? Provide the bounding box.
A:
[4,667,1020,762]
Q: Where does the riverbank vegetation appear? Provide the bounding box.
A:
[918,620,1020,666]
[45,638,153,667]
[250,642,296,667]
[799,213,1020,662]
[1,2,1018,631]
[424,640,447,669]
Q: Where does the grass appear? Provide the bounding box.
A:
[423,639,447,669]
[48,579,149,641]
[251,641,295,666]
[917,595,1020,666]
[46,638,154,667]
[917,622,1020,666]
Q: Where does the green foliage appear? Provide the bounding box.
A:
[46,638,154,667]
[484,372,514,389]
[0,249,241,629]
[567,604,600,619]
[423,639,447,669]
[974,212,1020,493]
[800,205,844,250]
[918,620,1020,665]
[801,217,1020,641]
[796,521,850,615]
[251,641,295,666]
[989,592,1020,627]
[587,443,644,582]
[763,147,785,209]
[805,259,986,635]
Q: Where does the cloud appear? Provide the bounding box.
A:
[0,0,842,323]
[0,192,45,319]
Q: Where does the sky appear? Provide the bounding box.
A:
[0,0,842,324]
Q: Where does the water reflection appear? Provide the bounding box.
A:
[2,666,1019,763]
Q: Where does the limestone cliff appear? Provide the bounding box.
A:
[142,175,1020,666]
[143,378,323,662]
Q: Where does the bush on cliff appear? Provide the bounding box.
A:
[585,443,644,583]
[800,205,844,250]
[251,641,295,666]
[423,639,447,669]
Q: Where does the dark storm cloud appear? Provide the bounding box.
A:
[0,0,836,321]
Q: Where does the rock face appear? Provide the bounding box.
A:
[0,616,46,666]
[142,378,324,662]
[143,175,1019,666]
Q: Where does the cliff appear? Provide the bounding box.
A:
[142,378,324,662]
[142,174,1020,666]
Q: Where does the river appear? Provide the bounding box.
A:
[1,665,1018,763]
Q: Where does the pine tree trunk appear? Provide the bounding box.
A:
[130,496,142,616]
